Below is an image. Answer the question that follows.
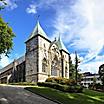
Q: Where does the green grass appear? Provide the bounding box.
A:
[9,82,37,86]
[25,86,104,104]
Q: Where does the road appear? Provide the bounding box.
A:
[0,85,57,104]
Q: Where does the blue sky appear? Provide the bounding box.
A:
[0,0,104,73]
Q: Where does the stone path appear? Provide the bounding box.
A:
[0,85,57,104]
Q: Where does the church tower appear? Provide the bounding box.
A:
[25,20,50,82]
[0,18,71,84]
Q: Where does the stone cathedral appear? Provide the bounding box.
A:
[0,20,70,83]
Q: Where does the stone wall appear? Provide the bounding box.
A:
[61,50,70,79]
[25,37,38,82]
[37,36,50,82]
[0,58,25,83]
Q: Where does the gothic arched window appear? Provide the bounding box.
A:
[42,58,47,72]
[51,55,59,76]
[65,67,68,77]
[65,63,68,77]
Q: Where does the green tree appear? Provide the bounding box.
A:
[69,55,75,80]
[75,51,81,84]
[0,17,15,58]
[77,73,82,84]
[93,76,97,85]
[69,63,75,80]
[69,53,81,82]
[0,0,15,59]
[99,64,104,85]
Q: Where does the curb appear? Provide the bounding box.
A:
[25,87,62,104]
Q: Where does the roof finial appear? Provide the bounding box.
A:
[58,32,61,41]
[36,15,40,24]
[37,15,40,21]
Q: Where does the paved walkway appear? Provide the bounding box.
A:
[0,85,57,104]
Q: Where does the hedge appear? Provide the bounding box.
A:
[37,82,83,93]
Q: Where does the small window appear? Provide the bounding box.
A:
[65,66,68,77]
[42,58,47,72]
[44,43,46,48]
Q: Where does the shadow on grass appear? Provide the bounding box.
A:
[25,87,104,104]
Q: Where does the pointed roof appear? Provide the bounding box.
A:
[56,34,69,53]
[27,20,48,41]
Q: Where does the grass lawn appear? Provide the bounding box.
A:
[25,86,104,104]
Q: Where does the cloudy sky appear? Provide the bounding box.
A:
[0,0,104,73]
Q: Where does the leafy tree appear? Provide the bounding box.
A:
[99,64,104,85]
[69,55,75,80]
[75,51,81,84]
[0,17,15,58]
[93,76,97,85]
[69,53,81,83]
[0,0,15,59]
[77,73,82,84]
[69,63,75,80]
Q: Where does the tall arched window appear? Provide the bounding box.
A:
[65,62,68,77]
[42,58,47,72]
[51,55,59,76]
[65,66,68,77]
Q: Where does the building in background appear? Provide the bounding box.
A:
[81,72,102,88]
[0,20,70,83]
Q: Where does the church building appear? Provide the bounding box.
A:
[0,20,71,83]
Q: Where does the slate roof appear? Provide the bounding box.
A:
[27,20,48,41]
[56,34,69,53]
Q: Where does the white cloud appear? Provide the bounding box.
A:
[70,53,75,64]
[94,55,104,62]
[79,61,103,73]
[71,54,104,73]
[26,0,104,73]
[70,53,84,64]
[26,4,37,14]
[79,55,104,73]
[50,0,104,54]
[0,0,18,10]
[49,0,104,73]
[0,53,23,69]
[0,54,13,69]
[26,0,58,15]
[70,0,104,62]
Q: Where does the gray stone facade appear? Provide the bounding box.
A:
[0,20,70,83]
[0,56,25,83]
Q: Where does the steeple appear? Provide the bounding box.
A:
[27,19,48,41]
[56,34,69,53]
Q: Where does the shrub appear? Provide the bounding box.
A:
[45,77,76,86]
[45,77,56,83]
[89,83,104,92]
[37,82,83,93]
[39,77,83,93]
